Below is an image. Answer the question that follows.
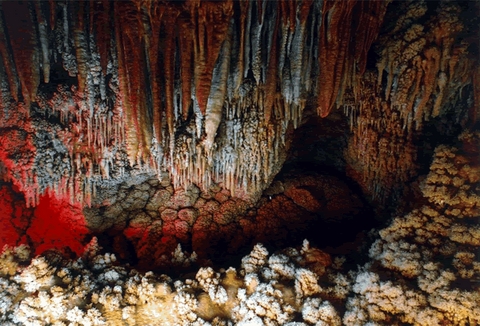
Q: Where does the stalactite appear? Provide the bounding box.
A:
[0,6,19,101]
[191,1,206,117]
[204,24,232,153]
[280,0,296,31]
[415,46,441,122]
[48,0,56,30]
[289,0,312,107]
[91,0,111,74]
[72,1,89,94]
[263,1,279,124]
[403,56,423,117]
[192,0,233,116]
[142,2,164,145]
[178,11,194,121]
[114,1,151,166]
[2,1,40,107]
[232,1,248,95]
[163,8,180,142]
[316,0,356,118]
[472,65,480,126]
[33,1,50,84]
[352,1,389,76]
[249,0,265,85]
[317,0,387,118]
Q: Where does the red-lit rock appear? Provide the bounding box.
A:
[0,182,89,257]
[28,192,89,256]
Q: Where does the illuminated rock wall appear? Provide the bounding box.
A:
[0,0,391,207]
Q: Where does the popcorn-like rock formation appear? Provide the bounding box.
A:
[0,239,336,326]
[344,131,480,325]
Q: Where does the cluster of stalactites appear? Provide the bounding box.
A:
[316,0,389,118]
[113,0,323,168]
[345,72,418,204]
[375,0,477,129]
[0,0,399,205]
[0,0,326,204]
[110,0,323,198]
[343,0,478,203]
[0,1,124,207]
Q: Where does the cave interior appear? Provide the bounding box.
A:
[0,0,480,324]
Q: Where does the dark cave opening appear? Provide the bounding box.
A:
[82,109,385,274]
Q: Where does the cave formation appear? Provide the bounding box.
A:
[0,0,479,296]
[0,0,480,324]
